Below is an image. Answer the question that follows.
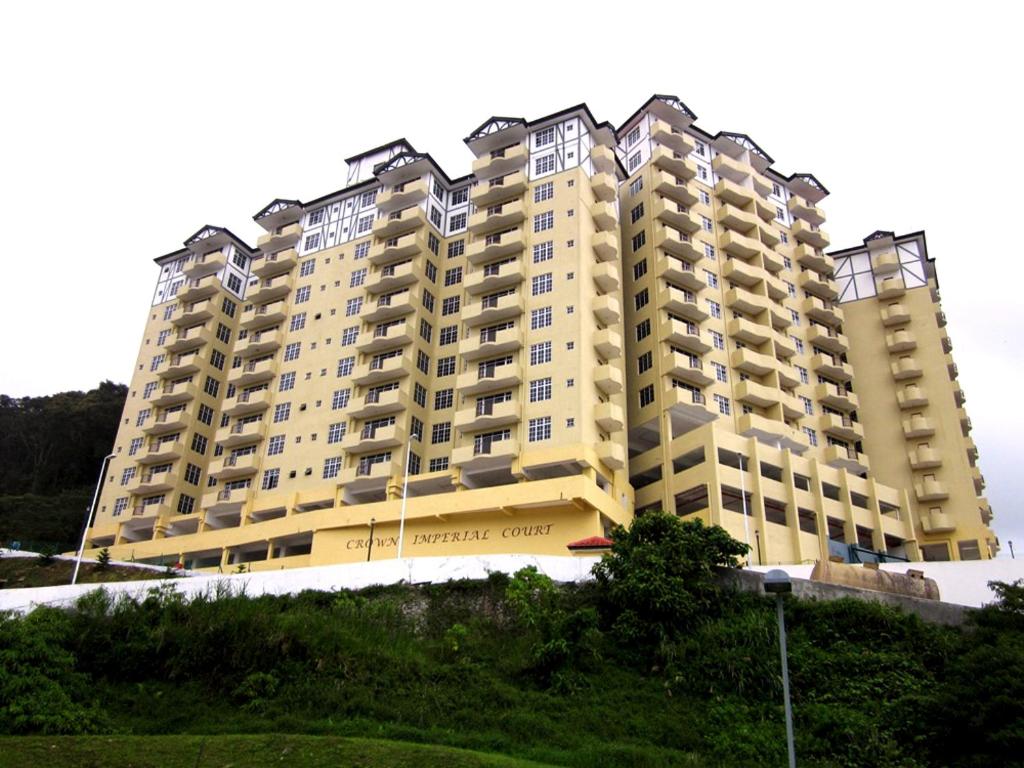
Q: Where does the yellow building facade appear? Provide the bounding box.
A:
[85,95,995,570]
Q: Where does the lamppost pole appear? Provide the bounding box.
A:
[764,569,796,768]
[396,433,419,560]
[367,518,376,562]
[72,452,115,586]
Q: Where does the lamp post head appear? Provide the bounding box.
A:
[763,569,793,595]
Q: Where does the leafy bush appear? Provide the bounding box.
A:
[592,511,748,651]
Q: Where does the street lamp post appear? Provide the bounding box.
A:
[764,569,796,768]
[367,517,376,562]
[396,433,420,560]
[72,452,116,586]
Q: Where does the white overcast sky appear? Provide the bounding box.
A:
[0,1,1020,553]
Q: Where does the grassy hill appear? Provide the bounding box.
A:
[0,553,171,589]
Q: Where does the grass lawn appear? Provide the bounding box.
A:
[0,734,562,768]
[0,556,170,589]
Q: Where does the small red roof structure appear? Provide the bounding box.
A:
[566,535,613,552]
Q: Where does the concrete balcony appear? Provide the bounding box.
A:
[958,407,972,435]
[811,353,853,382]
[650,119,695,155]
[454,398,519,433]
[252,248,297,279]
[727,317,772,346]
[468,199,526,236]
[594,364,624,395]
[349,387,409,420]
[371,206,427,240]
[151,381,198,408]
[210,452,260,481]
[902,415,935,439]
[178,274,220,304]
[662,351,714,387]
[240,301,287,331]
[819,413,864,443]
[228,357,276,387]
[720,229,763,260]
[652,145,697,180]
[452,437,519,471]
[142,410,189,436]
[737,412,808,453]
[793,243,833,276]
[467,228,525,265]
[714,178,755,208]
[652,170,698,207]
[369,230,427,266]
[351,353,411,387]
[256,222,301,252]
[592,261,620,293]
[341,422,404,454]
[730,347,777,377]
[972,466,985,495]
[458,325,522,361]
[979,498,993,526]
[455,364,521,397]
[465,259,525,295]
[880,303,911,327]
[757,221,781,249]
[915,479,950,502]
[653,197,700,233]
[909,446,942,470]
[824,444,869,475]
[596,441,626,471]
[164,325,213,355]
[173,299,214,328]
[594,328,623,360]
[592,230,619,262]
[876,276,906,300]
[462,291,524,327]
[474,143,529,180]
[886,329,917,353]
[798,270,839,301]
[921,510,956,534]
[767,303,793,332]
[753,197,776,223]
[593,294,621,325]
[356,318,415,354]
[802,296,843,327]
[591,172,618,203]
[736,380,782,410]
[590,144,616,174]
[773,331,798,359]
[657,253,705,292]
[724,286,770,316]
[594,402,625,433]
[662,317,711,355]
[224,388,272,417]
[897,384,928,410]
[751,174,774,199]
[807,325,848,355]
[712,153,751,183]
[361,288,417,324]
[654,223,703,262]
[791,219,830,249]
[366,259,419,295]
[891,357,923,381]
[247,273,293,305]
[723,257,765,289]
[716,203,760,234]
[376,178,428,213]
[214,419,267,449]
[659,285,709,323]
[814,383,859,412]
[337,458,393,492]
[471,171,527,207]
[787,195,826,226]
[873,250,901,275]
[131,470,180,496]
[183,250,227,279]
[137,438,186,466]
[590,200,618,231]
[237,327,283,358]
[764,271,789,302]
[202,485,251,514]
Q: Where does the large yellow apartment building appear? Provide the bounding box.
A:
[84,95,996,570]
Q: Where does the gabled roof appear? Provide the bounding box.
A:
[344,138,415,165]
[865,229,895,242]
[253,199,301,222]
[787,173,830,197]
[715,131,774,164]
[616,93,697,136]
[182,225,254,254]
[463,116,527,144]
